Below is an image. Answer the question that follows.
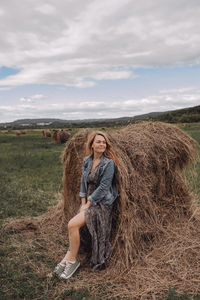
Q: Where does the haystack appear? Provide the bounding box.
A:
[15,130,21,136]
[52,129,70,144]
[42,129,51,137]
[62,121,200,297]
[60,129,70,143]
[20,130,26,134]
[52,130,60,144]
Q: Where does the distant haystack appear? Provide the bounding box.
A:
[15,130,26,135]
[16,131,21,136]
[52,130,60,144]
[52,129,70,144]
[20,130,26,134]
[60,129,70,143]
[42,130,51,137]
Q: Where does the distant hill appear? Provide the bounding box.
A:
[151,105,200,123]
[0,105,199,129]
[0,117,102,127]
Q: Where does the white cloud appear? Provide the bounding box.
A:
[94,70,134,80]
[124,98,159,107]
[0,0,200,88]
[20,97,32,103]
[1,87,199,123]
[0,105,14,111]
[31,94,45,100]
[0,8,5,16]
[19,94,45,103]
[73,80,96,88]
[0,87,11,91]
[35,4,56,15]
[160,87,197,94]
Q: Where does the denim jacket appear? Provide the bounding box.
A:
[79,154,118,206]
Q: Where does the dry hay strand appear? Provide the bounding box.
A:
[62,121,200,298]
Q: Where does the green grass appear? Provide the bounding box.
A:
[0,131,65,218]
[178,123,200,202]
[165,287,200,300]
[178,123,200,145]
[0,125,200,300]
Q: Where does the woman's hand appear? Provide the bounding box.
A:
[81,197,86,205]
[80,201,92,212]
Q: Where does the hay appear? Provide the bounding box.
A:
[15,130,27,135]
[60,129,70,143]
[52,130,60,144]
[42,129,51,137]
[20,130,26,134]
[52,129,70,144]
[61,121,200,297]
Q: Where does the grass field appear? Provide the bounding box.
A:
[178,123,200,201]
[0,130,65,219]
[0,124,200,300]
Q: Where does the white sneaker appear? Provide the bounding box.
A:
[60,260,80,279]
[52,263,65,277]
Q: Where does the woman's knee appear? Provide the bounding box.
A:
[67,211,86,232]
[68,219,75,232]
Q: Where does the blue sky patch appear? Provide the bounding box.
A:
[0,67,20,79]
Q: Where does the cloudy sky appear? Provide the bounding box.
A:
[0,0,199,123]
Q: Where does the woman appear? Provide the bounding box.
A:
[53,131,118,279]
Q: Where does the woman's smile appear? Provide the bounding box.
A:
[92,134,107,153]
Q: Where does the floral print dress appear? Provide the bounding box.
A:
[79,164,113,270]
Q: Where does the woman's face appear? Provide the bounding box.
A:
[92,134,107,154]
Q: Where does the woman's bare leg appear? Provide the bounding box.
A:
[60,210,86,263]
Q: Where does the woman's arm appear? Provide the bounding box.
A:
[87,160,115,205]
[79,159,87,198]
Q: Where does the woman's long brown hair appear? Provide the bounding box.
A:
[86,131,118,166]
